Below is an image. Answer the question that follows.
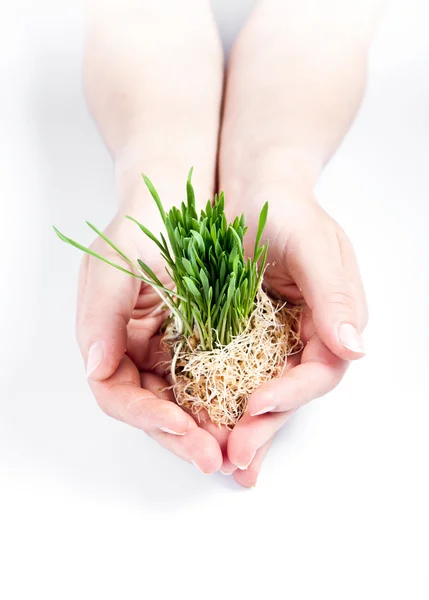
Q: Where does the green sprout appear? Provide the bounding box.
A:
[54,168,269,350]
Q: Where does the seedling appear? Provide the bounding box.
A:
[55,169,302,426]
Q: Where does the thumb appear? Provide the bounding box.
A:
[288,223,367,361]
[77,252,140,380]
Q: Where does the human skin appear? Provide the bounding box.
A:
[217,0,384,485]
[79,0,382,486]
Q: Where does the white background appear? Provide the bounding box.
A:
[1,1,428,598]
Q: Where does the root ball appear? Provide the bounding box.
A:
[164,290,303,428]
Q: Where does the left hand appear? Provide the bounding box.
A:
[219,181,368,487]
[213,0,373,485]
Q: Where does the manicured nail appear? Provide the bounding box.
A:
[191,460,210,475]
[237,451,256,471]
[158,427,185,436]
[338,323,365,354]
[250,404,276,416]
[86,341,104,378]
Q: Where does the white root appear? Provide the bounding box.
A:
[169,340,182,385]
[164,289,303,428]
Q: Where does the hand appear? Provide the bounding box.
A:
[80,0,374,487]
[221,181,368,486]
[79,1,226,476]
[215,0,376,485]
[77,204,225,475]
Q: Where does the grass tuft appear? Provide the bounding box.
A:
[54,170,269,350]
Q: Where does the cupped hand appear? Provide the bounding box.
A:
[222,185,368,487]
[76,206,225,475]
[75,177,367,486]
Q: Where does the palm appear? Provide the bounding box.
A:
[237,200,308,304]
[112,226,233,470]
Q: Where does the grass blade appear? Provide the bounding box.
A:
[186,167,197,219]
[255,241,269,292]
[53,227,140,279]
[125,216,166,254]
[137,259,187,301]
[137,258,164,286]
[85,222,136,267]
[142,174,166,223]
[183,276,202,299]
[254,201,269,258]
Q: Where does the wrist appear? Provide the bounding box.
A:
[221,145,321,212]
[114,147,215,220]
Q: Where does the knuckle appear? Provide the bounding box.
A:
[122,394,177,433]
[323,282,357,315]
[124,395,152,426]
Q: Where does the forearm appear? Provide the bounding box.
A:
[84,0,223,210]
[220,0,384,199]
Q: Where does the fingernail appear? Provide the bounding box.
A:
[338,323,365,354]
[237,451,256,471]
[158,427,185,436]
[191,460,211,475]
[220,469,233,476]
[86,341,104,378]
[250,404,276,416]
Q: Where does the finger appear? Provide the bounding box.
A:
[228,410,293,470]
[247,334,348,416]
[220,457,237,476]
[139,371,175,403]
[126,324,170,375]
[142,376,223,474]
[151,426,223,475]
[90,356,192,434]
[77,245,140,381]
[204,424,235,475]
[224,315,306,471]
[229,337,347,469]
[233,438,274,489]
[179,407,237,475]
[91,356,223,473]
[202,421,237,476]
[287,215,367,360]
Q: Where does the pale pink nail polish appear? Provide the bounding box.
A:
[158,427,185,436]
[338,323,365,354]
[250,404,276,416]
[86,341,104,378]
[237,451,257,470]
[191,460,211,475]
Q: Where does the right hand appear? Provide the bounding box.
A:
[79,0,229,476]
[76,207,225,475]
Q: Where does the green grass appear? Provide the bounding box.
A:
[54,168,269,349]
